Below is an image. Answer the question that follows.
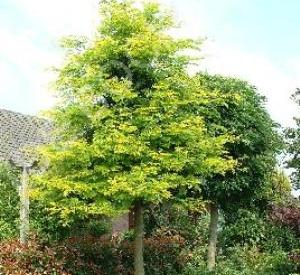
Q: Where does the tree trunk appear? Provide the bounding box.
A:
[133,200,145,275]
[20,166,30,245]
[207,202,219,272]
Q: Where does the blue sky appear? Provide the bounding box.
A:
[196,0,300,60]
[1,0,299,127]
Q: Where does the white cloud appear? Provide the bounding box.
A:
[0,27,58,114]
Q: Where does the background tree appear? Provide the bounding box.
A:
[286,88,300,190]
[261,169,292,204]
[33,1,236,274]
[194,74,282,271]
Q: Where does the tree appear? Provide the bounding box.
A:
[195,74,282,271]
[262,169,292,203]
[286,88,300,190]
[33,1,236,274]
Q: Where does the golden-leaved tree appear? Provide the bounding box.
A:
[33,1,236,274]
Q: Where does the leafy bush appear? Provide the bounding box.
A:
[0,162,19,240]
[218,246,297,275]
[144,232,186,274]
[62,232,186,275]
[263,222,300,253]
[31,203,111,242]
[0,238,69,274]
[270,204,300,235]
[220,209,267,248]
[0,232,187,275]
[220,208,300,253]
[183,245,298,275]
[144,202,209,247]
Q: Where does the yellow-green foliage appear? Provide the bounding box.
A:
[33,0,236,221]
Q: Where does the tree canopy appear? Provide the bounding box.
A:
[195,74,282,212]
[33,2,238,274]
[33,0,236,220]
[286,88,300,190]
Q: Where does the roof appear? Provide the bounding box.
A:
[0,109,51,167]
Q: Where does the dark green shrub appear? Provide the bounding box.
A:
[183,245,298,275]
[263,223,300,253]
[220,209,267,248]
[144,203,209,247]
[220,208,299,253]
[217,246,297,275]
[0,162,19,240]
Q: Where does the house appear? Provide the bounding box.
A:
[0,109,128,242]
[0,109,51,244]
[0,109,51,167]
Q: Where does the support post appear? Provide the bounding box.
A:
[19,166,30,245]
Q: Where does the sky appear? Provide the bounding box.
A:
[1,0,300,128]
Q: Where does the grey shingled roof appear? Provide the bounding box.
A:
[0,109,51,167]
